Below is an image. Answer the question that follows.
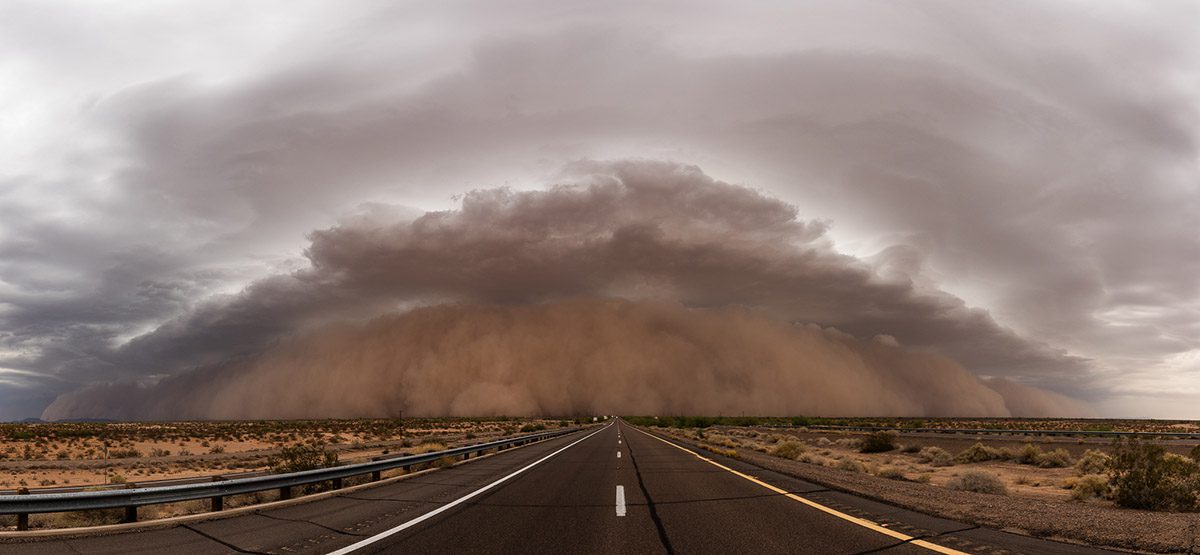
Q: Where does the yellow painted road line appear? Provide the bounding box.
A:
[625,424,969,555]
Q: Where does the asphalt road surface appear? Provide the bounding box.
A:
[1,419,1118,554]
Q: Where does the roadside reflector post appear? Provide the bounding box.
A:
[210,476,225,512]
[16,487,28,531]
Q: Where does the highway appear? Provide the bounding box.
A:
[0,419,1116,554]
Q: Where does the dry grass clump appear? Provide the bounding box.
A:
[875,466,906,480]
[916,446,955,467]
[770,441,806,460]
[430,455,458,468]
[835,458,865,473]
[948,470,1007,495]
[1035,447,1074,468]
[798,453,827,466]
[413,442,448,454]
[955,442,1007,463]
[47,507,131,528]
[704,446,738,458]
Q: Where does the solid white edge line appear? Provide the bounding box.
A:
[615,485,627,517]
[325,423,610,555]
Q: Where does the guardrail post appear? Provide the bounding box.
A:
[332,477,343,490]
[370,457,382,481]
[16,487,28,531]
[123,483,138,523]
[279,486,292,500]
[211,475,225,512]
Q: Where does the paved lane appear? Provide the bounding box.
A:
[344,420,935,554]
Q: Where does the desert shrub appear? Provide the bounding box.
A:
[1036,448,1074,468]
[1190,445,1200,463]
[1076,449,1111,475]
[519,423,546,433]
[859,431,898,453]
[876,466,906,480]
[956,442,1005,463]
[1067,474,1110,501]
[269,443,338,474]
[1108,438,1200,511]
[900,444,921,453]
[947,470,1007,495]
[916,446,954,467]
[108,448,141,459]
[770,441,806,460]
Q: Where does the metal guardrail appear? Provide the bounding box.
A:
[799,425,1200,439]
[0,469,272,496]
[0,427,582,531]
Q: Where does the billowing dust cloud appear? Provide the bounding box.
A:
[42,160,1094,419]
[43,299,1090,420]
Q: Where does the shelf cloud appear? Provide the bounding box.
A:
[43,162,1092,419]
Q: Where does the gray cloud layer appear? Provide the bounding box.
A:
[2,1,1197,418]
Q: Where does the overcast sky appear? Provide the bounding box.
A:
[1,0,1198,420]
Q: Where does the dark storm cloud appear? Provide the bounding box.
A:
[1,1,1197,418]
